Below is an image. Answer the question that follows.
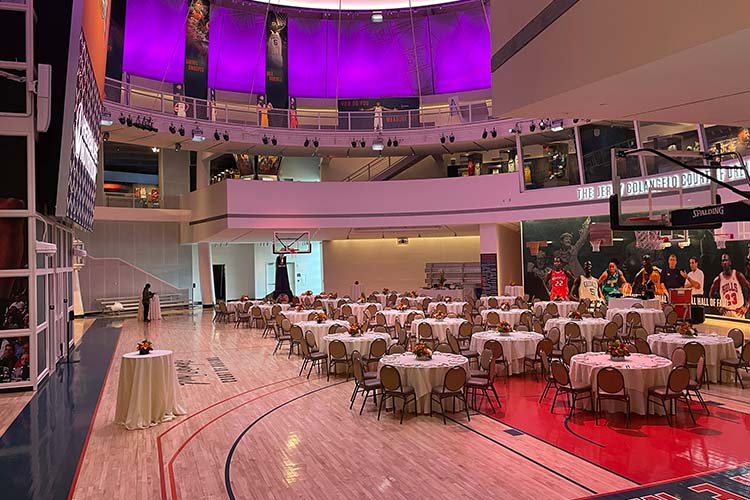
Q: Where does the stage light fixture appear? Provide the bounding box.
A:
[174,143,181,152]
[538,120,546,131]
[102,131,110,141]
[191,125,205,142]
[387,138,392,147]
[529,122,536,132]
[550,119,564,132]
[372,137,384,151]
[262,135,269,145]
[100,110,113,126]
[169,123,176,134]
[223,131,229,141]
[490,128,497,138]
[351,139,357,148]
[151,146,160,153]
[482,129,488,139]
[572,118,579,124]
[449,133,455,143]
[178,125,185,136]
[214,130,221,141]
[360,138,366,148]
[126,115,133,127]
[393,138,399,147]
[118,113,126,125]
[440,134,446,144]
[371,11,383,22]
[271,136,277,146]
[313,138,319,148]
[304,138,310,147]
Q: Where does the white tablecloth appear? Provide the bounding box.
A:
[319,298,344,309]
[419,288,464,300]
[480,308,527,327]
[609,298,662,310]
[321,331,393,355]
[351,284,363,299]
[115,350,185,430]
[647,333,735,383]
[285,309,326,324]
[427,301,467,316]
[569,353,672,415]
[256,303,290,317]
[470,331,543,375]
[373,293,391,307]
[480,296,517,308]
[378,352,469,414]
[410,318,467,342]
[544,318,611,352]
[297,320,350,349]
[381,309,423,326]
[348,303,383,323]
[504,285,525,297]
[535,301,579,317]
[405,296,431,308]
[137,295,162,321]
[607,308,666,335]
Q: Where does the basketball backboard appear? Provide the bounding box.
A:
[273,231,312,254]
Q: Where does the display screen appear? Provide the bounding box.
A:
[64,31,102,231]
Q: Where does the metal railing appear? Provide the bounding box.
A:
[103,192,160,209]
[342,156,398,181]
[104,77,495,132]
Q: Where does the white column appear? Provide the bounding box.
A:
[198,242,215,307]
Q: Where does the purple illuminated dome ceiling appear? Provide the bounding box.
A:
[122,0,490,97]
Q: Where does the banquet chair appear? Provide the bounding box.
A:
[550,361,592,418]
[327,323,341,334]
[596,367,630,427]
[341,304,353,319]
[288,325,304,359]
[592,321,620,352]
[482,339,509,381]
[539,351,556,403]
[262,309,277,338]
[631,327,649,341]
[470,348,493,379]
[671,347,687,367]
[328,340,352,381]
[576,301,588,314]
[624,311,642,340]
[404,311,418,330]
[447,332,479,367]
[485,311,500,329]
[218,301,233,323]
[373,326,388,333]
[430,366,470,424]
[457,321,474,348]
[312,299,323,309]
[634,338,652,355]
[335,325,349,334]
[465,350,501,411]
[727,328,745,355]
[684,341,709,388]
[687,355,710,415]
[435,303,448,315]
[347,315,358,326]
[532,319,544,334]
[337,299,349,308]
[561,343,579,367]
[421,297,432,313]
[542,312,555,325]
[399,297,410,307]
[307,311,319,321]
[515,325,530,332]
[304,330,320,353]
[610,313,624,335]
[377,365,417,424]
[351,351,382,415]
[272,318,293,355]
[435,343,453,353]
[655,310,678,334]
[516,297,529,310]
[488,297,499,309]
[546,327,562,359]
[719,342,750,388]
[417,322,437,347]
[250,306,264,329]
[235,302,252,328]
[472,315,484,328]
[366,303,379,319]
[544,303,559,317]
[362,338,388,370]
[375,312,393,334]
[524,338,554,381]
[446,313,458,319]
[632,303,644,308]
[303,296,313,308]
[388,344,406,355]
[662,303,674,317]
[519,311,533,330]
[647,366,695,426]
[299,332,328,379]
[367,294,378,303]
[395,321,409,348]
[533,305,544,320]
[564,322,587,352]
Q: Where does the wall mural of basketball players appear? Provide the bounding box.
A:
[522,216,750,320]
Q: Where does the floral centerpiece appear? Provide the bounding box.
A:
[431,310,446,320]
[295,305,305,312]
[304,290,313,296]
[445,297,453,303]
[396,303,409,311]
[676,322,698,337]
[412,342,433,361]
[240,294,250,302]
[382,288,390,294]
[137,339,153,355]
[496,321,513,334]
[315,312,328,324]
[357,296,366,304]
[568,310,583,320]
[409,290,417,298]
[552,295,565,302]
[348,324,363,337]
[499,302,511,311]
[265,297,276,305]
[606,340,630,361]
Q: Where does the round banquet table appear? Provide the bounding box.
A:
[297,320,350,349]
[256,303,290,316]
[226,300,250,314]
[647,333,736,383]
[606,308,666,335]
[405,296,430,308]
[480,296,517,307]
[419,288,464,300]
[480,308,527,327]
[410,318,467,343]
[470,331,543,375]
[381,309,423,326]
[373,293,391,307]
[114,350,186,430]
[504,285,525,297]
[534,301,579,317]
[378,352,469,414]
[321,331,393,355]
[318,298,344,310]
[427,301,467,316]
[284,309,325,324]
[544,317,611,351]
[137,295,162,322]
[349,302,383,323]
[569,352,673,415]
[608,297,662,310]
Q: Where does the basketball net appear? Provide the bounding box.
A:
[590,240,602,252]
[714,233,734,250]
[635,230,663,251]
[526,240,547,257]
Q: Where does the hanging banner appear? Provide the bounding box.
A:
[184,0,210,119]
[337,97,420,130]
[265,11,288,127]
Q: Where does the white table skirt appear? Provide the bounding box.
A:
[297,320,350,349]
[380,309,423,326]
[137,295,162,321]
[348,303,383,323]
[285,309,326,324]
[321,332,393,355]
[410,318,467,342]
[419,288,464,300]
[480,308,527,327]
[405,297,431,309]
[470,331,543,375]
[534,301,579,317]
[480,296,517,308]
[115,350,186,430]
[504,285,525,297]
[427,302,467,316]
[606,308,666,335]
[569,353,672,415]
[608,298,662,310]
[544,318,611,351]
[378,352,469,414]
[647,333,736,383]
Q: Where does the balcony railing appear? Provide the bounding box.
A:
[104,78,495,132]
[102,192,160,209]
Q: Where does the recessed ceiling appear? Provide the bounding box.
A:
[250,0,463,11]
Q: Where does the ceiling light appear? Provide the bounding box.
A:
[223,131,229,141]
[449,133,455,143]
[174,143,181,152]
[304,138,310,147]
[550,119,564,132]
[178,125,185,136]
[372,137,384,151]
[214,130,221,141]
[118,113,126,125]
[169,123,176,134]
[100,110,113,126]
[271,136,277,146]
[191,125,205,142]
[371,11,383,22]
[262,135,269,145]
[313,138,319,148]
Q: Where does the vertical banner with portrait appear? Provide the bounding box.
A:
[265,11,288,127]
[104,0,126,102]
[184,0,210,119]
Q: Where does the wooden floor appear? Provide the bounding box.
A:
[11,310,748,500]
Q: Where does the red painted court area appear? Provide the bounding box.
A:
[483,376,750,485]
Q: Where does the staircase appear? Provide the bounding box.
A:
[370,155,429,180]
[342,156,396,181]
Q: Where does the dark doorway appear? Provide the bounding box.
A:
[212,264,226,301]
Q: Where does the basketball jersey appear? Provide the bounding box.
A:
[579,276,600,302]
[550,270,569,299]
[268,32,283,67]
[374,106,383,119]
[602,270,622,296]
[719,270,744,311]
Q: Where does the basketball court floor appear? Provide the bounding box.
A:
[1,312,749,500]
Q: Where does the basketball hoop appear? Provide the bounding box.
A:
[635,230,664,251]
[714,232,735,250]
[590,240,602,252]
[288,248,299,254]
[525,240,547,257]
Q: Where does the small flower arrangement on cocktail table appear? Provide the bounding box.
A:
[412,342,433,361]
[568,310,583,320]
[499,302,511,311]
[295,305,305,312]
[315,312,328,324]
[676,322,698,337]
[606,340,630,361]
[431,310,446,321]
[396,303,409,311]
[348,324,363,337]
[496,321,513,335]
[137,339,153,355]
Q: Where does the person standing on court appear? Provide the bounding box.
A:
[142,283,154,322]
[682,256,704,297]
